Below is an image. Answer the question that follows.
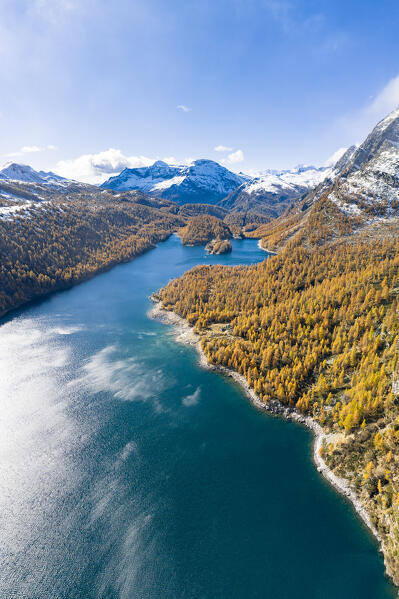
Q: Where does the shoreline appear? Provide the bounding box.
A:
[257,238,277,254]
[148,298,389,571]
[0,233,179,323]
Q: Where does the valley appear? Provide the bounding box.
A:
[154,106,399,587]
[0,146,352,317]
[2,104,399,592]
[4,3,399,598]
[0,235,394,599]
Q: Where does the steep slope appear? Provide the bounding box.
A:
[253,108,399,250]
[347,107,399,174]
[101,159,247,205]
[328,140,399,217]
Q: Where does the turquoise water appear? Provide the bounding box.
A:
[0,235,396,598]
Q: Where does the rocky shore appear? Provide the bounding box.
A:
[257,239,277,254]
[149,296,391,583]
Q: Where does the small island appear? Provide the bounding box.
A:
[206,238,232,254]
[178,214,232,246]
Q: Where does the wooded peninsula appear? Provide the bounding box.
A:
[157,234,399,585]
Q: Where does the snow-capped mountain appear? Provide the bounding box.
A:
[346,107,399,175]
[101,159,248,205]
[0,162,67,185]
[257,106,399,249]
[326,108,399,217]
[219,158,354,216]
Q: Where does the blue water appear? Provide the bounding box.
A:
[0,235,395,598]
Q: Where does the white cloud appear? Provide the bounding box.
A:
[261,1,325,35]
[21,145,41,153]
[4,144,57,158]
[30,0,82,24]
[324,147,348,167]
[214,145,232,152]
[226,149,244,164]
[162,156,177,164]
[54,148,155,184]
[52,150,198,184]
[366,74,399,118]
[336,74,399,143]
[182,387,201,407]
[177,104,192,113]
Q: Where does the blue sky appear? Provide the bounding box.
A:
[1,0,399,182]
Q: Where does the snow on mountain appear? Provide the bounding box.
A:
[0,143,365,223]
[101,159,248,205]
[326,107,399,217]
[102,155,354,214]
[0,162,67,185]
[347,106,399,175]
[258,106,399,250]
[248,164,334,193]
[219,161,346,216]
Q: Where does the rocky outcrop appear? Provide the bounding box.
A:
[205,238,232,254]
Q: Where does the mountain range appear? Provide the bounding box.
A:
[100,159,248,205]
[255,105,399,250]
[0,156,347,219]
[3,104,399,233]
[218,159,353,218]
[99,157,347,213]
[3,102,399,594]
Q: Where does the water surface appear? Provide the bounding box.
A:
[0,236,395,598]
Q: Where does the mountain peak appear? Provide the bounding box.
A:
[192,158,218,166]
[1,162,36,174]
[101,158,246,204]
[375,104,399,133]
[151,160,169,168]
[324,147,349,168]
[254,105,399,252]
[347,105,399,174]
[0,162,67,184]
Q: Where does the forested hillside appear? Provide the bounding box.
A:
[248,195,363,251]
[178,214,232,245]
[157,234,399,584]
[0,191,186,317]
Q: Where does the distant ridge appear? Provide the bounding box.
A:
[219,163,346,217]
[101,155,353,214]
[101,159,247,205]
[0,162,67,185]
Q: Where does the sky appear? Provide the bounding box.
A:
[1,0,399,183]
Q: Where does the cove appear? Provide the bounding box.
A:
[0,235,396,598]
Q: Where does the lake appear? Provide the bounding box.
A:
[0,235,395,598]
